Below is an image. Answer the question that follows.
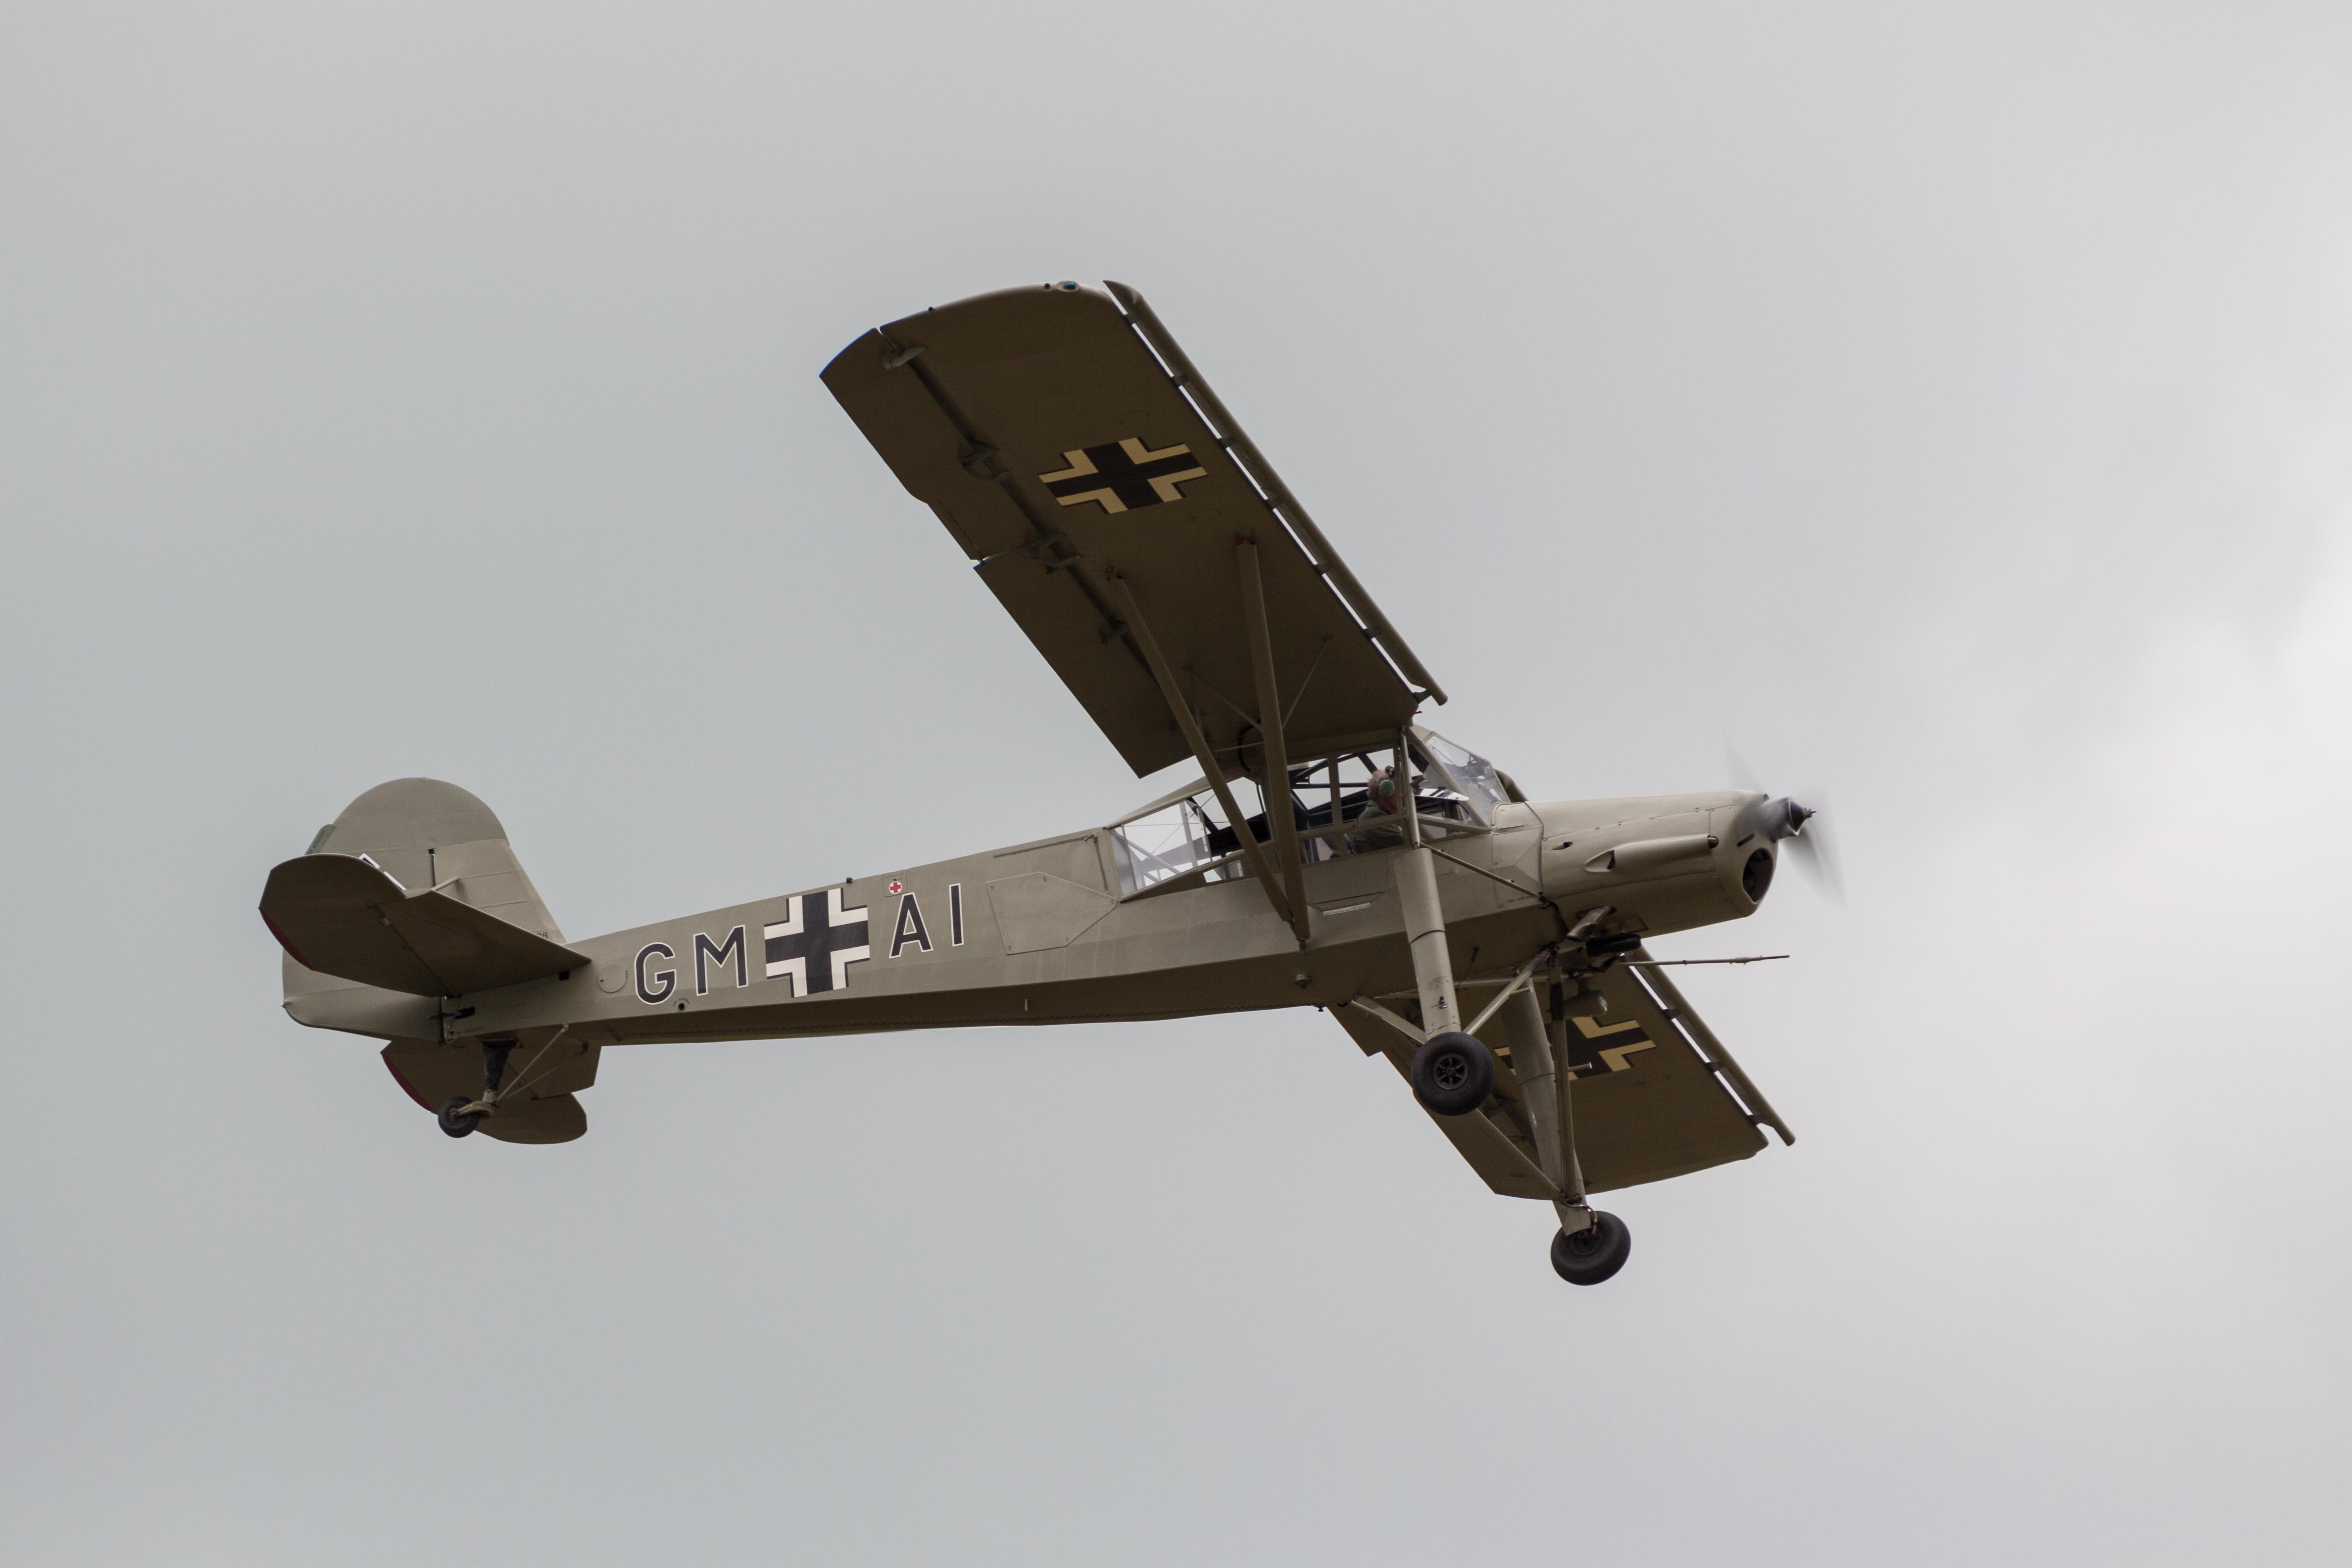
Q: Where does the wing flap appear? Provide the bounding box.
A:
[261,854,588,998]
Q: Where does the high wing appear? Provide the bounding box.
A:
[823,282,1445,778]
[1335,951,1791,1198]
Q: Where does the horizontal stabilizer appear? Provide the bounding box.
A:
[260,853,588,997]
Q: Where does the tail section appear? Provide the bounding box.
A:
[262,851,584,998]
[287,777,568,948]
[263,778,594,1145]
[382,1038,591,1144]
[265,778,580,1003]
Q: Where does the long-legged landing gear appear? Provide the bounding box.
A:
[1395,834,1497,1117]
[1389,781,1632,1284]
[1500,974,1636,1285]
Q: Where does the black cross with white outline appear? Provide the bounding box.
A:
[763,890,870,996]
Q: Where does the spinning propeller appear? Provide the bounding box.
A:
[1729,748,1843,904]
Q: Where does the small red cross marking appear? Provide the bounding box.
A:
[887,880,904,895]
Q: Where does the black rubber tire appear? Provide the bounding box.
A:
[1551,1212,1632,1285]
[438,1096,482,1138]
[1410,1031,1496,1116]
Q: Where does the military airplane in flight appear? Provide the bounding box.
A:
[260,281,1821,1285]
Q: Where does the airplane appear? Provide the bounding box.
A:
[259,280,1822,1286]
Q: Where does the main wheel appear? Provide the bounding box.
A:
[1410,1031,1495,1116]
[1550,1212,1632,1285]
[438,1096,482,1138]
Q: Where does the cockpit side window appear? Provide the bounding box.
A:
[1108,733,1511,896]
[1108,777,1277,894]
[1108,794,1223,894]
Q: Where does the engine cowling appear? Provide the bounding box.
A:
[1532,791,1787,942]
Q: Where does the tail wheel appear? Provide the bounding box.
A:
[1410,1031,1495,1116]
[438,1097,483,1138]
[1551,1212,1632,1285]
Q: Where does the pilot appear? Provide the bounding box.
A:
[1347,765,1411,852]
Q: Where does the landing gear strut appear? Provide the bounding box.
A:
[1504,971,1638,1286]
[1395,825,1495,1119]
[438,1037,516,1139]
[1387,773,1635,1285]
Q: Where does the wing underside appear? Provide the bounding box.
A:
[822,282,1442,777]
[1335,952,1783,1198]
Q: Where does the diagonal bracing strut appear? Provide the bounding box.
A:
[1235,538,1313,944]
[1106,572,1300,935]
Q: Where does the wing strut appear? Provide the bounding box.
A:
[1106,282,1449,706]
[1107,572,1300,937]
[1392,799,1466,1039]
[1236,537,1312,944]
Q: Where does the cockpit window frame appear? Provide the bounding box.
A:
[1410,728,1508,826]
[1105,731,1512,900]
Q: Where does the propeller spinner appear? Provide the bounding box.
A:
[1764,793,1841,903]
[1729,750,1842,905]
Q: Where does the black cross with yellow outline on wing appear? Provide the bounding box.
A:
[1038,438,1208,514]
[1564,1014,1659,1077]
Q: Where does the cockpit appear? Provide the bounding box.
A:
[1107,728,1517,897]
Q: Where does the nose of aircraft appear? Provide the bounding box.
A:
[1763,794,1841,902]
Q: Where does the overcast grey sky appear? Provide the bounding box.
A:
[4,3,2349,1563]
